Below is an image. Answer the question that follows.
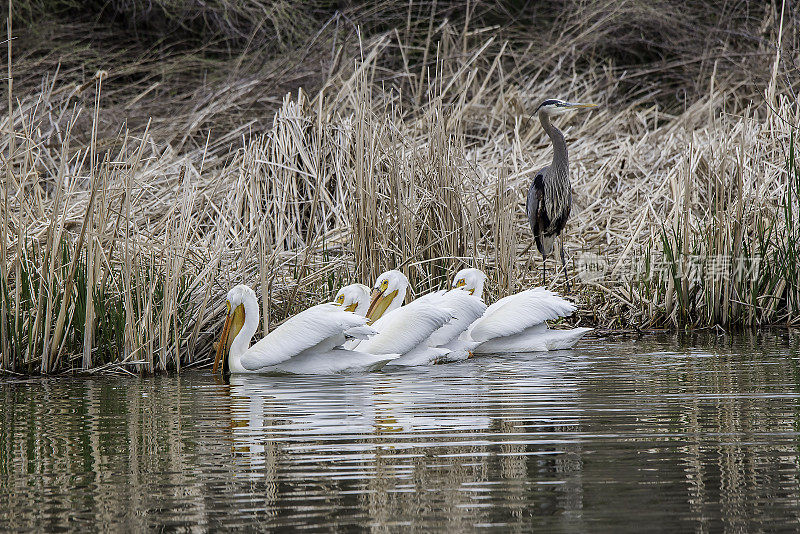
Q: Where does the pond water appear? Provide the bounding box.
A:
[2,333,800,531]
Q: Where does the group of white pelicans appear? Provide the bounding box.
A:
[213,267,591,375]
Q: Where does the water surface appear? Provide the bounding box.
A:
[3,333,800,531]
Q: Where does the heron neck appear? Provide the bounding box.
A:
[539,111,568,174]
[229,292,260,373]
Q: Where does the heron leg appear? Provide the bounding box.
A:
[560,238,571,292]
[542,256,547,285]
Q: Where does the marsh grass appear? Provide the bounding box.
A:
[1,1,799,372]
[629,108,800,328]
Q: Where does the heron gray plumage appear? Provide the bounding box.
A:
[527,98,597,291]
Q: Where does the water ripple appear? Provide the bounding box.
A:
[2,333,800,531]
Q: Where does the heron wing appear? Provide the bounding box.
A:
[528,170,555,256]
[240,303,369,370]
[526,169,545,234]
[467,288,576,342]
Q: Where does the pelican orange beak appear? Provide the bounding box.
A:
[212,302,245,374]
[344,302,358,313]
[454,279,475,295]
[366,288,398,324]
[213,302,232,374]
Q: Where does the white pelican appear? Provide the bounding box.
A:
[337,276,486,364]
[213,284,395,374]
[353,270,457,366]
[333,283,370,315]
[414,287,487,350]
[448,268,592,356]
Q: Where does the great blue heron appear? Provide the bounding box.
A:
[527,99,597,291]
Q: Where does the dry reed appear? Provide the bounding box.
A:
[1,1,799,373]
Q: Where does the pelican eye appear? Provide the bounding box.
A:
[379,279,388,291]
[455,279,466,288]
[335,295,345,305]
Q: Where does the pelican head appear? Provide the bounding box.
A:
[535,99,597,116]
[334,283,370,316]
[213,284,258,374]
[452,268,487,299]
[366,270,408,323]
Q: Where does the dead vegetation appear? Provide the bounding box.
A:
[1,0,799,373]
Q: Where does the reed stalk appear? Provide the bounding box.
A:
[0,0,797,372]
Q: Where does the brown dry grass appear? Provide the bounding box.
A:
[1,1,799,372]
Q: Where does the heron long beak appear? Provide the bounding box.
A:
[565,102,598,109]
[366,288,398,324]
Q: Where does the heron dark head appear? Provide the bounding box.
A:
[535,99,598,116]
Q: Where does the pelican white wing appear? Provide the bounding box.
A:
[418,289,487,348]
[473,325,592,353]
[257,348,396,374]
[240,303,371,370]
[386,346,451,367]
[345,325,379,341]
[468,288,576,342]
[356,300,453,356]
